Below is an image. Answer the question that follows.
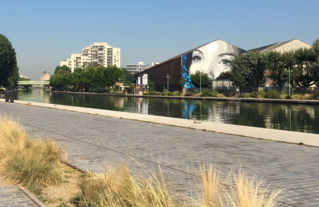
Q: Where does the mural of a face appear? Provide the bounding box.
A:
[182,40,245,89]
[189,40,240,79]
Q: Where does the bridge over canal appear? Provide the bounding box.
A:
[18,81,50,86]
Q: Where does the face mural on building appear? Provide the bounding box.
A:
[182,40,245,89]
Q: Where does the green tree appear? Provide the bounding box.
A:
[54,65,71,75]
[292,48,315,92]
[265,51,287,91]
[49,74,63,87]
[231,51,267,91]
[70,72,81,86]
[6,66,19,88]
[122,68,134,86]
[312,38,319,87]
[148,79,155,90]
[179,80,185,89]
[190,71,211,88]
[0,34,17,87]
[312,38,319,57]
[281,51,296,88]
[18,77,30,81]
[104,66,123,86]
[74,68,84,73]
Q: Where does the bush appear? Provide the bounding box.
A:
[200,90,218,97]
[240,93,251,98]
[292,95,301,99]
[96,86,104,93]
[268,90,280,99]
[171,91,181,96]
[184,92,194,96]
[304,94,314,100]
[167,91,173,96]
[104,87,111,93]
[313,91,319,100]
[258,90,266,98]
[228,92,235,97]
[162,89,168,96]
[250,92,258,98]
[285,94,292,99]
[144,90,159,95]
[78,88,83,92]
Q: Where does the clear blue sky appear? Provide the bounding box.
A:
[1,0,318,80]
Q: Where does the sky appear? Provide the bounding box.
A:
[1,0,319,80]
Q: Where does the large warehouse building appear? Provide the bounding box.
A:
[249,39,311,53]
[136,39,246,91]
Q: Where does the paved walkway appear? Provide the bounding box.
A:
[1,101,319,206]
[0,185,38,207]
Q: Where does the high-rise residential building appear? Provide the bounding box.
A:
[125,61,148,74]
[60,43,121,73]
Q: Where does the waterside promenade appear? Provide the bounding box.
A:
[1,100,319,206]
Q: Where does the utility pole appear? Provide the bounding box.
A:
[288,67,292,96]
[166,74,170,91]
[199,70,203,93]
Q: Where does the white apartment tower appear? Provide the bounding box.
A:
[60,43,121,72]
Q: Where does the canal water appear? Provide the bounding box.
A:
[7,89,319,134]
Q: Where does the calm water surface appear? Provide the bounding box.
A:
[10,89,319,134]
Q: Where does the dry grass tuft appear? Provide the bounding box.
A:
[76,163,182,207]
[227,170,281,207]
[292,94,302,100]
[199,165,224,207]
[199,164,281,207]
[0,116,65,193]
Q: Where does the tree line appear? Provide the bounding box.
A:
[231,38,319,92]
[50,64,135,91]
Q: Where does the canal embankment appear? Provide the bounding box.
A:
[48,90,319,105]
[1,98,318,147]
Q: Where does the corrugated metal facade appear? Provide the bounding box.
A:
[137,56,182,91]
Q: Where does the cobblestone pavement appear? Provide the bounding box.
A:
[1,102,319,206]
[0,185,37,207]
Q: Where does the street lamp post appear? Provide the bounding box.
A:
[118,77,121,92]
[288,67,293,96]
[166,74,170,91]
[199,70,203,93]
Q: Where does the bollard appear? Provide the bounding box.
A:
[10,91,14,103]
[5,92,9,102]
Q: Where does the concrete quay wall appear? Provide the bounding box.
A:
[48,91,319,105]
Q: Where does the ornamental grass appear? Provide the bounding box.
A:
[0,116,65,193]
[75,163,182,207]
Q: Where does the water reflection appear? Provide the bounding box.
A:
[13,89,319,134]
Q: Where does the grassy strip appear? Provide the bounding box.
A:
[0,117,282,207]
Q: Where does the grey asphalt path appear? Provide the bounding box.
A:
[1,102,319,206]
